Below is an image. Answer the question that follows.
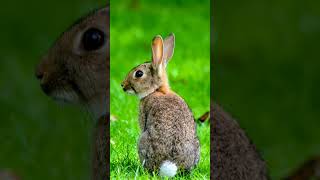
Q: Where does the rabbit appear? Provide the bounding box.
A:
[35,6,109,180]
[212,102,269,180]
[212,102,320,180]
[285,156,320,180]
[121,33,200,177]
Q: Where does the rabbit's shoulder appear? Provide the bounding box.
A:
[143,91,188,110]
[141,92,193,124]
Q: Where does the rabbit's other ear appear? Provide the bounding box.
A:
[163,33,175,65]
[94,6,109,28]
[151,35,164,72]
[96,5,109,17]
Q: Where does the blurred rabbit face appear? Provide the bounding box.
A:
[36,7,109,109]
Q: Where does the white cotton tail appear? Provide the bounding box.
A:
[159,160,177,177]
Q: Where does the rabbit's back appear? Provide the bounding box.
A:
[213,104,268,180]
[138,91,200,171]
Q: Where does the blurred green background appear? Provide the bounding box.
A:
[213,0,320,179]
[0,1,105,179]
[110,0,210,179]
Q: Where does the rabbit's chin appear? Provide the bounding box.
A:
[137,88,157,99]
[50,89,107,119]
[125,89,135,95]
[125,88,155,99]
[50,90,80,105]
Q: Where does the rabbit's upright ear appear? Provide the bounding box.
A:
[151,35,164,73]
[97,5,109,16]
[163,33,175,65]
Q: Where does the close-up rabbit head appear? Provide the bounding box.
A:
[35,6,109,118]
[121,33,174,99]
[35,6,109,180]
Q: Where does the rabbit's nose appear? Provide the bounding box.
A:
[35,62,48,81]
[35,70,44,80]
[121,83,127,91]
[35,66,45,80]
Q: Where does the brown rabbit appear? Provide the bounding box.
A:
[212,103,269,180]
[35,6,109,180]
[121,33,200,177]
[213,103,320,180]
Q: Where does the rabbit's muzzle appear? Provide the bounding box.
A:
[121,81,135,94]
[35,61,52,95]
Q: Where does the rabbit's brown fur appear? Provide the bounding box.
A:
[284,156,320,180]
[139,91,200,171]
[212,103,268,180]
[36,6,109,180]
[212,103,320,180]
[36,7,109,119]
[92,115,108,180]
[122,34,200,176]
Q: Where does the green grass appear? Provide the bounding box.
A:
[110,1,210,179]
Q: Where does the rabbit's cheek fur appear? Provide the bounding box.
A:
[132,78,159,99]
[125,66,163,98]
[41,63,81,103]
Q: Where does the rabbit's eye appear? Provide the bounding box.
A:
[82,28,105,51]
[135,70,144,78]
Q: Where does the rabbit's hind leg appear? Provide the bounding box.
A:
[138,131,154,170]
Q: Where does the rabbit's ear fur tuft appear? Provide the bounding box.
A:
[96,6,109,16]
[151,33,175,76]
[163,33,175,65]
[151,35,164,75]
